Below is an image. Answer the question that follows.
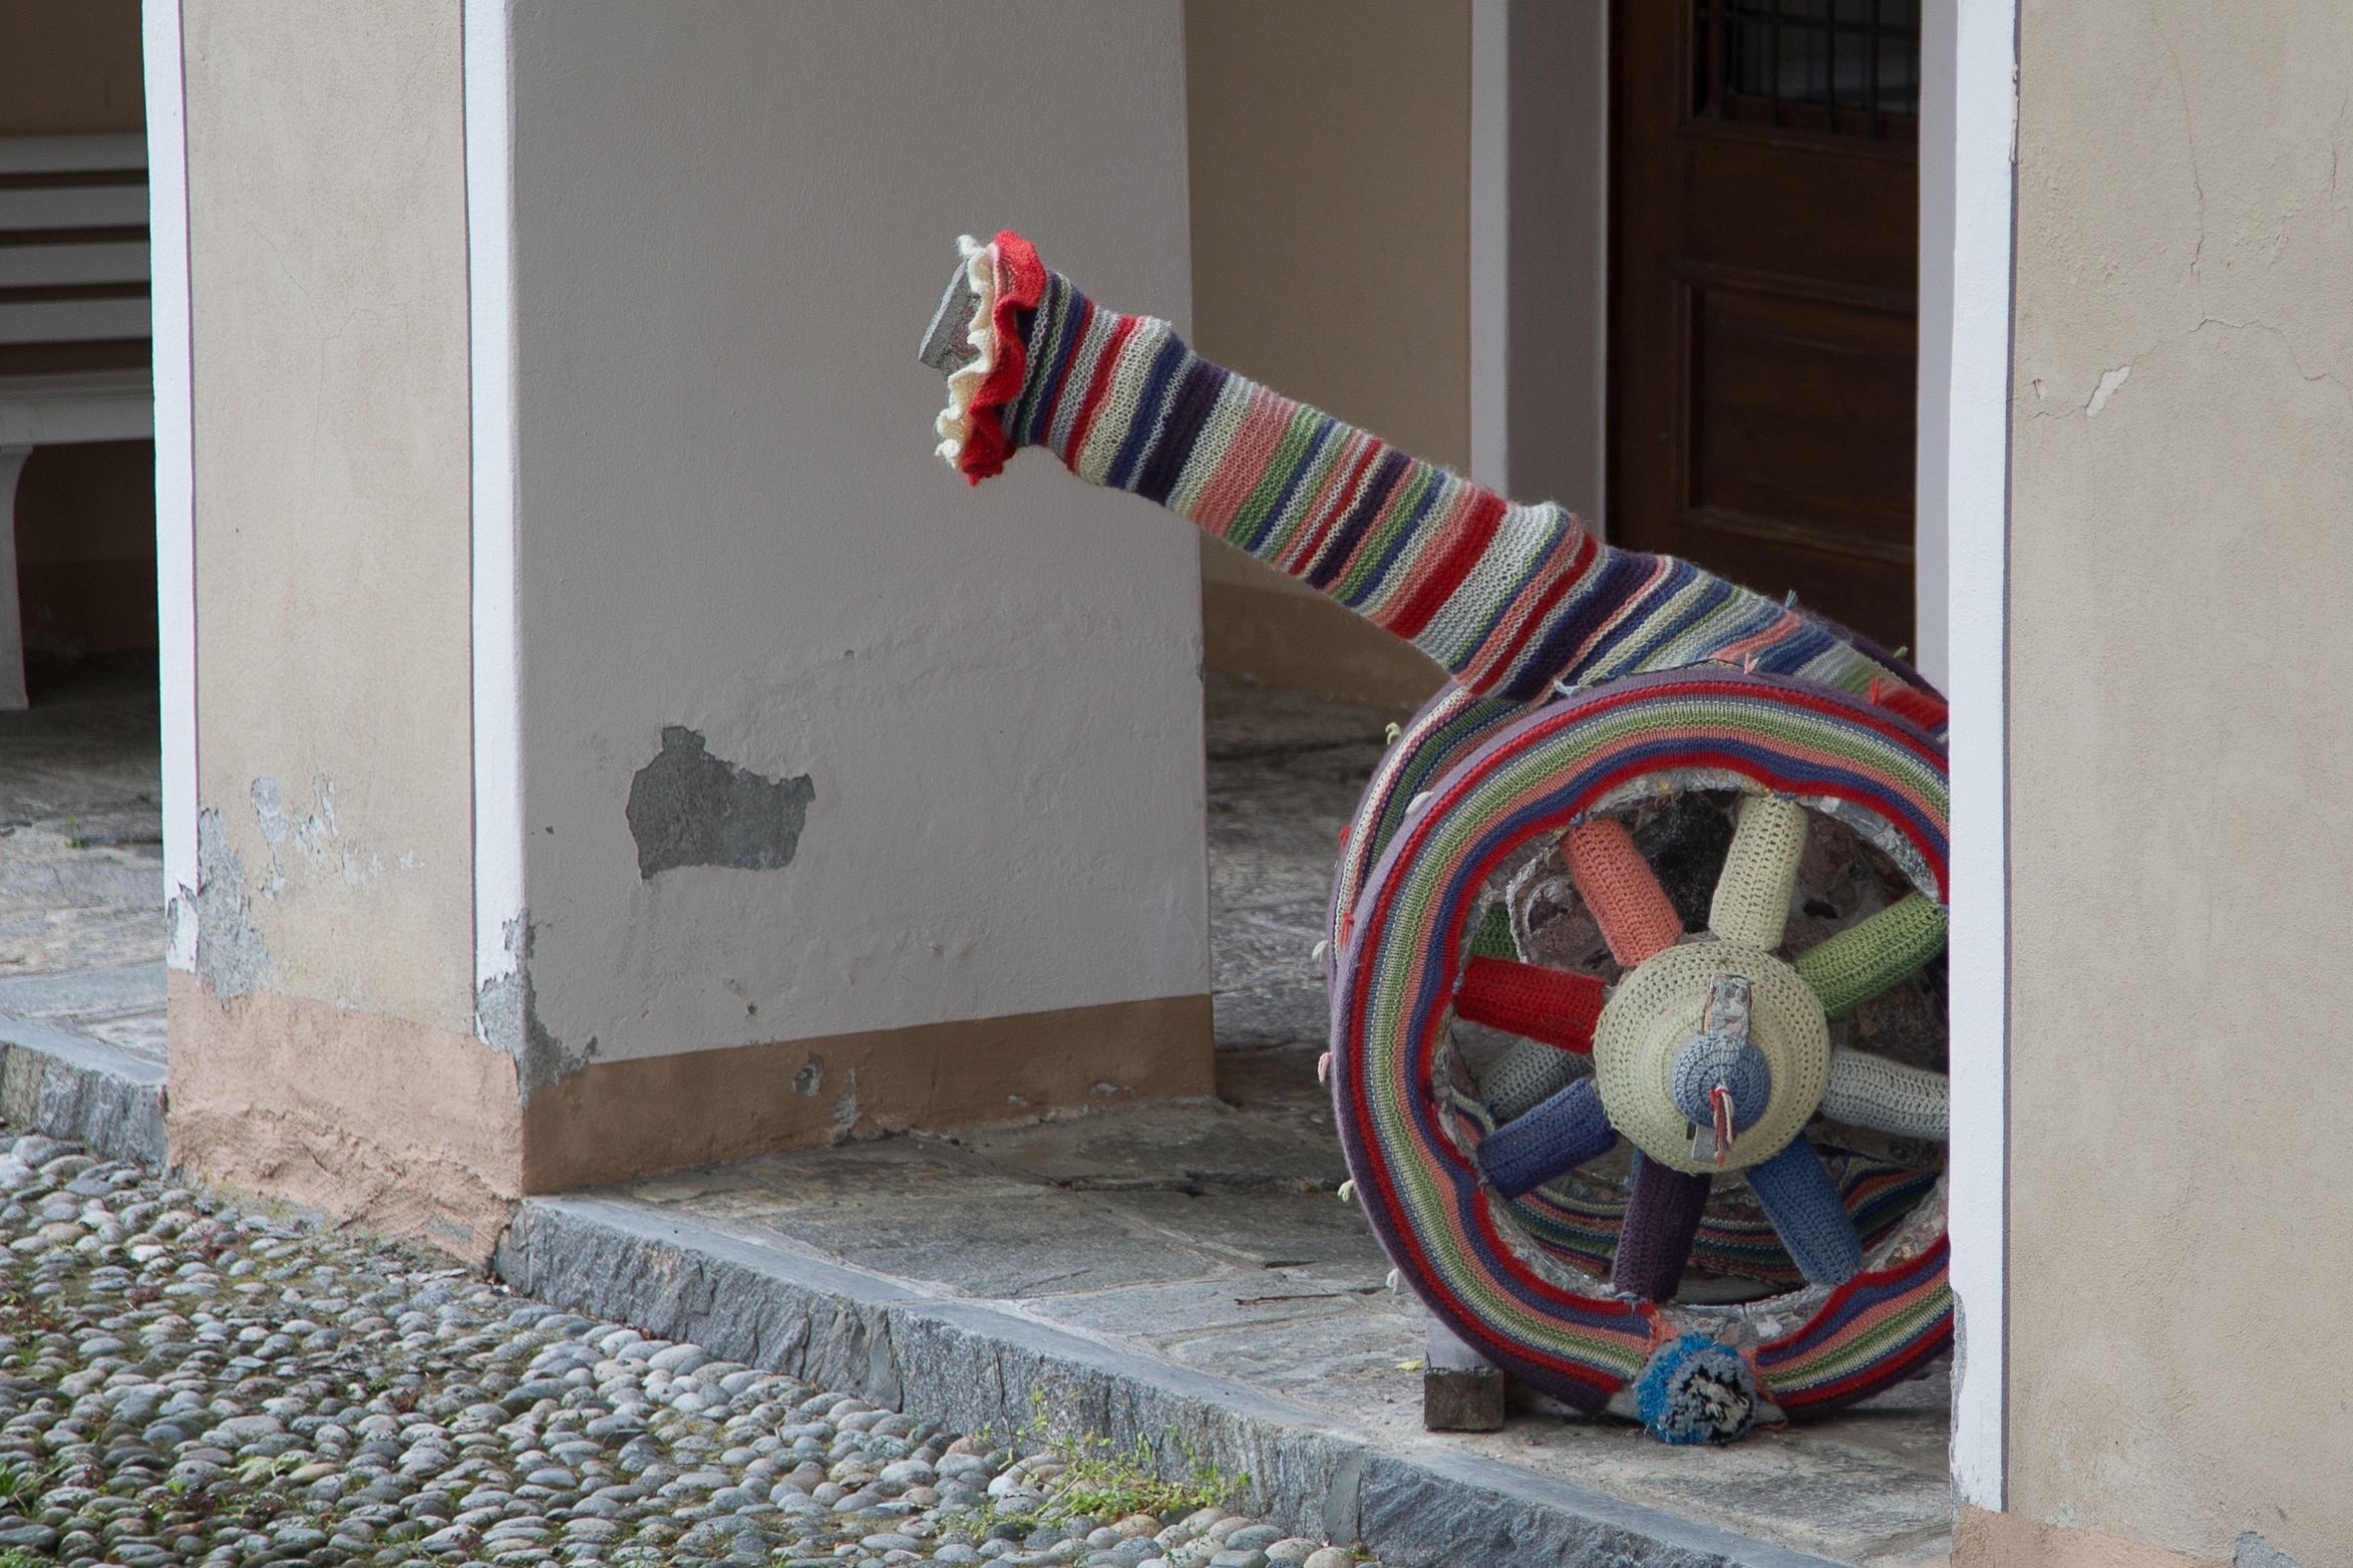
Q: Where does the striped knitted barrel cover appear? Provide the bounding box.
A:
[931,230,1953,1421]
[1330,672,1950,1415]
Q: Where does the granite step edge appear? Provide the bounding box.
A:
[498,1192,1849,1568]
[0,1006,167,1166]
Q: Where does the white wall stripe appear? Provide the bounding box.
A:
[464,0,525,1021]
[1941,0,2020,1513]
[142,0,199,974]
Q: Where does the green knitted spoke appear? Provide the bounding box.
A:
[1468,899,1518,961]
[1795,894,1948,1020]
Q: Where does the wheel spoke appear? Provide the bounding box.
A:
[1609,1153,1712,1301]
[1456,957,1604,1053]
[1745,1137,1862,1286]
[1794,894,1947,1018]
[1708,794,1810,950]
[1481,1037,1583,1122]
[1478,1078,1616,1199]
[1822,1049,1948,1140]
[1563,818,1683,967]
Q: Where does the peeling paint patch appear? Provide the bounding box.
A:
[475,912,595,1097]
[193,807,271,1003]
[2085,364,2132,417]
[624,727,814,879]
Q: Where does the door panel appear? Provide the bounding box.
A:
[1608,0,1921,654]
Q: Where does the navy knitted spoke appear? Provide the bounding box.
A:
[1745,1138,1863,1287]
[1479,1078,1616,1200]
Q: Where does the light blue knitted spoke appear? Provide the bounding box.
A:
[1745,1138,1862,1286]
[1479,1078,1615,1200]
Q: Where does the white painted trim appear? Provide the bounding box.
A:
[1468,0,1510,491]
[464,0,525,1018]
[1940,0,2019,1514]
[143,0,199,974]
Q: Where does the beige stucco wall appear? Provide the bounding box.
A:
[2003,2,2353,1562]
[1184,0,1460,704]
[181,0,475,1034]
[504,2,1208,1084]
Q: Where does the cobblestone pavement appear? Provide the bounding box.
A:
[0,1123,1380,1568]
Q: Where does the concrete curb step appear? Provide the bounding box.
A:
[499,1194,1847,1568]
[0,1009,167,1166]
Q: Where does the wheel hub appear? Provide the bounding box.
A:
[1593,941,1831,1174]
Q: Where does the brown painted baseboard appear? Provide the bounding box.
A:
[167,971,1211,1260]
[518,992,1213,1193]
[1201,576,1446,707]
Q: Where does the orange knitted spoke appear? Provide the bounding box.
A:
[1456,957,1604,1053]
[1709,794,1809,950]
[1562,819,1683,967]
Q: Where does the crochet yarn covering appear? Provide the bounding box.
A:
[924,230,1955,1429]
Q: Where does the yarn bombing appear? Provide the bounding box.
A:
[924,229,1956,1434]
[934,230,1913,707]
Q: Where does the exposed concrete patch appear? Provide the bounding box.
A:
[475,912,593,1097]
[792,1052,825,1097]
[167,971,523,1263]
[2235,1535,2301,1568]
[624,726,814,879]
[192,807,271,1003]
[500,1196,1840,1568]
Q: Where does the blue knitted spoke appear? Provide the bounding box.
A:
[1745,1137,1863,1286]
[1478,1079,1616,1200]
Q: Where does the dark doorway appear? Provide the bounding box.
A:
[1607,0,1920,654]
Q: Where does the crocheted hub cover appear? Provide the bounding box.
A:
[1592,942,1830,1175]
[1327,668,1951,1420]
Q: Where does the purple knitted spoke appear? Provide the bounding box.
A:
[1610,1154,1713,1302]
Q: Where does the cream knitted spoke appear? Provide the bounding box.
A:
[1793,894,1948,1019]
[1821,1048,1949,1140]
[1707,794,1810,951]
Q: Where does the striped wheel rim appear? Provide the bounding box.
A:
[1329,669,1951,1413]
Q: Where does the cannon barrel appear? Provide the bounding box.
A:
[926,230,1914,709]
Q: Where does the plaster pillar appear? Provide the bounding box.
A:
[158,0,1211,1257]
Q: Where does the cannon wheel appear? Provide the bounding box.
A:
[1327,668,1953,1438]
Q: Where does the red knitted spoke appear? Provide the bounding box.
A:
[1562,819,1682,967]
[1455,958,1603,1054]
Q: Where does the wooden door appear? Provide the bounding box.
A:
[1607,0,1920,654]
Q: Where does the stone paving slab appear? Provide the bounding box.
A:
[508,1049,1955,1566]
[502,1194,1860,1568]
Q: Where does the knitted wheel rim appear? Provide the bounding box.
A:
[1328,668,1952,1422]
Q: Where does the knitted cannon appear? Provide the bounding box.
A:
[919,232,1951,1443]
